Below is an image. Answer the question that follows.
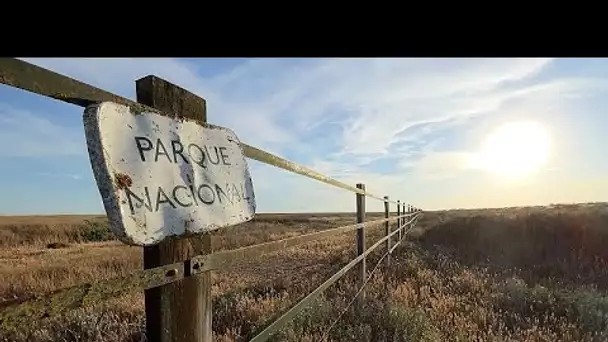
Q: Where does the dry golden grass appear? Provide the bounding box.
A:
[0,241,140,302]
[1,205,608,341]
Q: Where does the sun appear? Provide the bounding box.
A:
[478,121,551,179]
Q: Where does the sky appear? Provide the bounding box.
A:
[1,58,607,215]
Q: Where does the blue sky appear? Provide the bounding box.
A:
[1,58,607,215]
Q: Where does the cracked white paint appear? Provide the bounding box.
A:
[83,102,256,246]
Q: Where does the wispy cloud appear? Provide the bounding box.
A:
[0,57,605,212]
[19,58,557,157]
[0,104,85,157]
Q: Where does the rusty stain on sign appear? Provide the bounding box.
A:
[115,173,132,189]
[83,102,256,246]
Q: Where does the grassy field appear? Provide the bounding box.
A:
[1,204,608,341]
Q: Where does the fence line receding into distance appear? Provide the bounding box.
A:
[0,58,423,342]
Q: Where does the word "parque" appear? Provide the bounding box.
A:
[134,136,231,169]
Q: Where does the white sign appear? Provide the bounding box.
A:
[83,102,256,246]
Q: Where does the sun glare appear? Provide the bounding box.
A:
[479,121,551,179]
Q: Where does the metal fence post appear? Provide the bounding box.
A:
[356,183,366,304]
[137,76,212,342]
[384,196,390,268]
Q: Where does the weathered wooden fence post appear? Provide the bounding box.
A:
[137,76,212,342]
[356,183,366,303]
[397,200,401,241]
[384,196,390,268]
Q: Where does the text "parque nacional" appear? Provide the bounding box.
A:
[122,136,251,215]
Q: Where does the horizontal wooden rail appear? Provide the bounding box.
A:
[249,214,420,342]
[0,213,418,327]
[389,217,419,254]
[0,58,410,206]
[389,238,403,254]
[0,58,425,340]
[190,214,415,274]
[0,261,185,329]
[0,58,157,112]
[241,144,389,203]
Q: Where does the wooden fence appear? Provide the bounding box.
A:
[0,58,422,342]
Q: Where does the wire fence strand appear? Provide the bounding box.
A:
[248,215,419,342]
[0,58,424,337]
[321,247,392,341]
[320,216,422,341]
